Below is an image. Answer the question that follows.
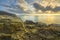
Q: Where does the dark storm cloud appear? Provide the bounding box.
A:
[33,3,45,11]
[53,6,60,12]
[33,3,60,12]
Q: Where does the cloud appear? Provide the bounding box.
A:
[33,3,45,11]
[33,3,60,12]
[53,6,60,12]
[17,0,28,11]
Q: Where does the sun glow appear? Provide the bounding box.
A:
[45,15,55,24]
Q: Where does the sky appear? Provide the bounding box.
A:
[0,0,60,24]
[0,0,18,13]
[0,0,42,14]
[0,0,60,14]
[0,0,29,13]
[19,15,60,24]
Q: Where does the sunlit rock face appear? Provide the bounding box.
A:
[0,11,24,34]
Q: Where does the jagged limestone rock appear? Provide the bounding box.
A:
[0,11,25,40]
